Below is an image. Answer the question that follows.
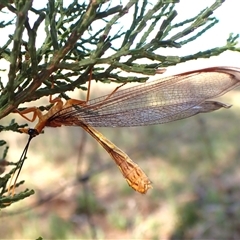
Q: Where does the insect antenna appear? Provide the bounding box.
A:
[8,129,38,195]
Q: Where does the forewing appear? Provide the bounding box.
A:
[49,67,240,127]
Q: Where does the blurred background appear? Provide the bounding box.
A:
[1,0,240,239]
[1,80,240,239]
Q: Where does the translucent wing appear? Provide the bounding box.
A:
[49,66,240,127]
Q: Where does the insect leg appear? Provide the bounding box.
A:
[13,107,40,122]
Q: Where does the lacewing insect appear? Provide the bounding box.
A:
[10,66,240,194]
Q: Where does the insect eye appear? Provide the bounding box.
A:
[28,128,39,137]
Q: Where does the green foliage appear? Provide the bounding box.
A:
[108,210,129,230]
[49,214,73,239]
[172,201,200,239]
[75,190,105,214]
[0,0,239,211]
